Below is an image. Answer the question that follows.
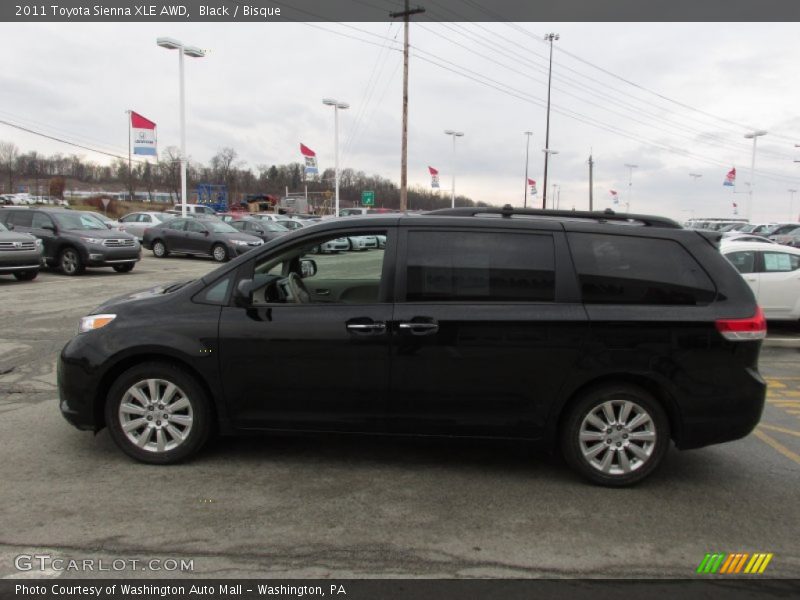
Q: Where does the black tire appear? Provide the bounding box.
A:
[152,240,169,258]
[13,270,38,281]
[59,247,85,276]
[211,243,229,262]
[105,362,212,464]
[560,383,670,487]
[113,264,135,273]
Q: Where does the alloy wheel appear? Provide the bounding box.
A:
[118,378,194,453]
[578,400,657,475]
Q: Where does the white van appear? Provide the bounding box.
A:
[166,204,217,216]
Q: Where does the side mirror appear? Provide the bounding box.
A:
[254,228,265,234]
[6,223,14,230]
[42,224,56,233]
[300,259,318,278]
[203,230,210,236]
[233,278,255,308]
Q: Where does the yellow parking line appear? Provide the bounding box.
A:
[754,429,800,466]
[759,423,800,438]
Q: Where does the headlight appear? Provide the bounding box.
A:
[79,314,116,333]
[34,238,43,247]
[231,239,249,246]
[81,237,104,245]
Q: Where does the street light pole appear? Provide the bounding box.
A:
[157,37,205,218]
[744,130,767,221]
[444,130,464,208]
[789,188,797,221]
[523,131,532,208]
[323,99,350,217]
[624,163,638,213]
[542,32,559,209]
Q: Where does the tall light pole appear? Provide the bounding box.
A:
[444,130,464,208]
[744,130,767,221]
[624,163,638,213]
[789,188,797,221]
[323,98,350,217]
[542,32,559,209]
[157,37,205,218]
[523,131,533,208]
[542,148,559,209]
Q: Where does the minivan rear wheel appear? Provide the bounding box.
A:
[105,362,212,464]
[561,384,669,487]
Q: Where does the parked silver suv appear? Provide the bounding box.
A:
[0,221,43,281]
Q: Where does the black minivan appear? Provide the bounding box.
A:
[58,207,767,486]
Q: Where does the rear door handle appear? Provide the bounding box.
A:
[314,289,331,296]
[398,319,439,335]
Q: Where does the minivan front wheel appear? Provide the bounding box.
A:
[561,384,669,487]
[105,362,212,464]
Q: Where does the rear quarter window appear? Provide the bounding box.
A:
[568,233,716,305]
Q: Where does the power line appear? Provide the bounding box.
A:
[0,118,150,165]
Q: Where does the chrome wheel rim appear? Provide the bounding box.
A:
[579,400,656,475]
[62,250,78,273]
[213,246,226,261]
[118,378,193,453]
[153,242,165,257]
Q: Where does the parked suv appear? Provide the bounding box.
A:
[58,207,766,486]
[0,220,43,281]
[0,208,140,275]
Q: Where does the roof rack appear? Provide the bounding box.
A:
[425,205,682,229]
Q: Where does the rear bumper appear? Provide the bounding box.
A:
[676,367,767,450]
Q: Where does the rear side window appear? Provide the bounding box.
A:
[405,231,556,302]
[762,252,800,272]
[568,233,716,305]
[8,211,33,227]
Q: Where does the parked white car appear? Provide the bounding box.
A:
[721,241,800,320]
[117,211,172,241]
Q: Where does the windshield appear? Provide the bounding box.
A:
[53,212,107,230]
[265,222,290,232]
[90,211,113,224]
[208,221,238,233]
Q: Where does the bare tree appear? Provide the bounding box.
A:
[0,141,20,193]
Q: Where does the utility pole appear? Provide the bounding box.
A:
[624,163,638,213]
[789,188,797,221]
[588,152,594,211]
[523,131,533,208]
[391,1,425,212]
[542,32,559,209]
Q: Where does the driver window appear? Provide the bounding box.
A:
[250,231,388,305]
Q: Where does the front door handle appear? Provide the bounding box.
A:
[398,319,439,335]
[346,320,386,334]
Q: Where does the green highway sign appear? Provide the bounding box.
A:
[361,191,375,206]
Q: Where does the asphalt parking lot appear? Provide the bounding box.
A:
[1,254,799,579]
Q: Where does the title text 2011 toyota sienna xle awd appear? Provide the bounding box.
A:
[58,207,767,486]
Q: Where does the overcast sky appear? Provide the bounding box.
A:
[1,20,799,222]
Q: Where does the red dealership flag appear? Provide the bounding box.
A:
[300,143,318,174]
[130,111,157,156]
[528,178,537,195]
[428,166,440,189]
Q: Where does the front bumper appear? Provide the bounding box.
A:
[58,339,99,431]
[83,245,141,267]
[0,248,43,273]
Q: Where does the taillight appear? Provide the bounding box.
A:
[715,307,767,341]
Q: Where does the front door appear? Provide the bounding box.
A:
[219,227,395,433]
